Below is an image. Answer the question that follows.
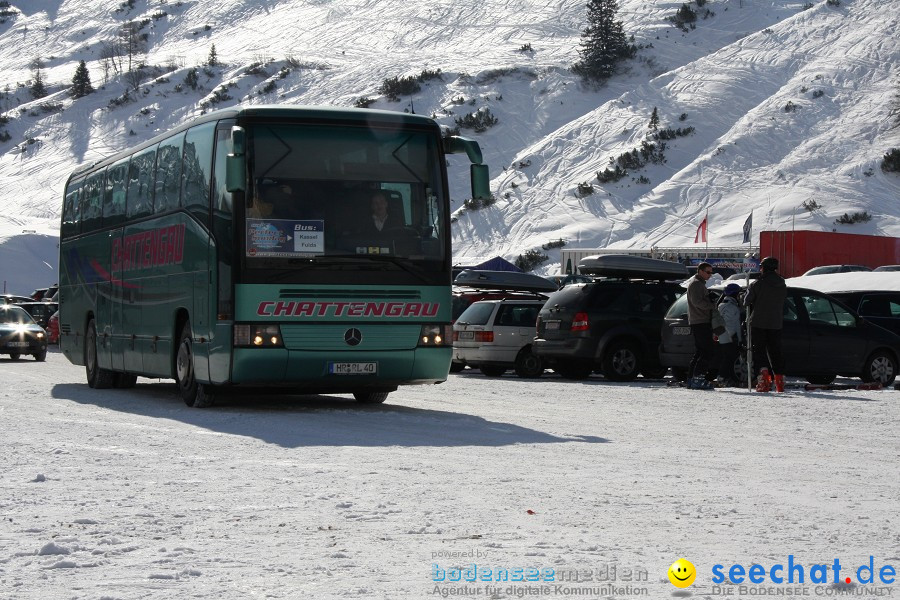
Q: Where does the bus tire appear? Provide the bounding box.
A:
[176,322,215,408]
[85,319,114,389]
[353,391,389,404]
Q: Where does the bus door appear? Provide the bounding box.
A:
[105,158,130,372]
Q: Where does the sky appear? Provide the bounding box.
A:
[0,0,898,293]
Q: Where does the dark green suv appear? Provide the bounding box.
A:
[533,279,683,380]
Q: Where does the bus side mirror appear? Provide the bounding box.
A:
[471,164,490,200]
[225,126,246,192]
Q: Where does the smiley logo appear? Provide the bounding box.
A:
[668,558,697,588]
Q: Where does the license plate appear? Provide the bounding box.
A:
[6,341,29,347]
[545,321,560,330]
[458,331,474,339]
[329,362,377,375]
[673,326,691,335]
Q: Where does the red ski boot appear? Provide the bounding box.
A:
[774,374,785,393]
[756,368,772,392]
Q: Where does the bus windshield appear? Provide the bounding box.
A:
[243,123,446,270]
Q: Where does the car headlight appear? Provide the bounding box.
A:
[418,324,452,346]
[234,323,283,348]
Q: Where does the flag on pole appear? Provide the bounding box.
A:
[694,216,708,243]
[742,212,753,244]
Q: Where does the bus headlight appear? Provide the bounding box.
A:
[418,324,452,346]
[234,324,284,348]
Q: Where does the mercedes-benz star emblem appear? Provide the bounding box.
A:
[344,328,362,346]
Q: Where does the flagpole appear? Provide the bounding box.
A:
[705,208,708,260]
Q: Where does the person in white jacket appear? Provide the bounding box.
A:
[715,283,743,386]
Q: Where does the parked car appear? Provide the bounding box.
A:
[802,265,872,276]
[17,301,58,329]
[46,310,59,344]
[727,272,761,281]
[659,286,900,386]
[825,291,900,336]
[453,298,546,377]
[533,278,684,380]
[0,304,48,361]
[30,287,49,301]
[452,270,557,322]
[0,293,32,305]
[873,265,900,272]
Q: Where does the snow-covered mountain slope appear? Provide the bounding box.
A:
[0,0,897,292]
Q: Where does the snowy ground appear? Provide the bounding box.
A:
[1,349,898,599]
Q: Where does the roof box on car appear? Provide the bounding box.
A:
[578,254,688,280]
[453,269,558,292]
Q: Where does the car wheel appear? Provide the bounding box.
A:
[554,361,593,380]
[34,349,47,362]
[514,347,543,378]
[9,352,20,361]
[860,350,897,386]
[114,373,138,388]
[480,365,507,377]
[176,321,215,408]
[354,391,390,404]
[85,319,114,389]
[806,373,836,385]
[601,340,641,382]
[449,361,465,373]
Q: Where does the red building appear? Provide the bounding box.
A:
[760,230,900,278]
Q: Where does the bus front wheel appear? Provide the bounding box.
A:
[353,391,390,404]
[85,319,114,389]
[176,321,215,408]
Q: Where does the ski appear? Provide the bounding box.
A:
[803,382,883,391]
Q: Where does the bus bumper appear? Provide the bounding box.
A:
[229,347,451,388]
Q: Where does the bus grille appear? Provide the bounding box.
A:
[279,324,421,351]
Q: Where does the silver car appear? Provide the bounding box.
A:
[452,299,545,378]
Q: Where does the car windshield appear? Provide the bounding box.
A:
[1,306,37,325]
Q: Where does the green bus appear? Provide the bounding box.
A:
[59,105,488,407]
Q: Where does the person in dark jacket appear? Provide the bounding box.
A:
[744,256,788,392]
[686,262,718,389]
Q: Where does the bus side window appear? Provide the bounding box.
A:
[62,180,82,238]
[80,171,106,233]
[155,133,184,213]
[182,122,215,226]
[127,146,157,220]
[103,158,129,227]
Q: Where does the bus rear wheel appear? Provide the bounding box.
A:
[176,321,215,408]
[85,319,114,389]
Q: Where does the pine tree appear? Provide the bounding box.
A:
[30,62,47,99]
[71,60,94,99]
[207,44,218,67]
[648,107,659,131]
[572,0,635,83]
